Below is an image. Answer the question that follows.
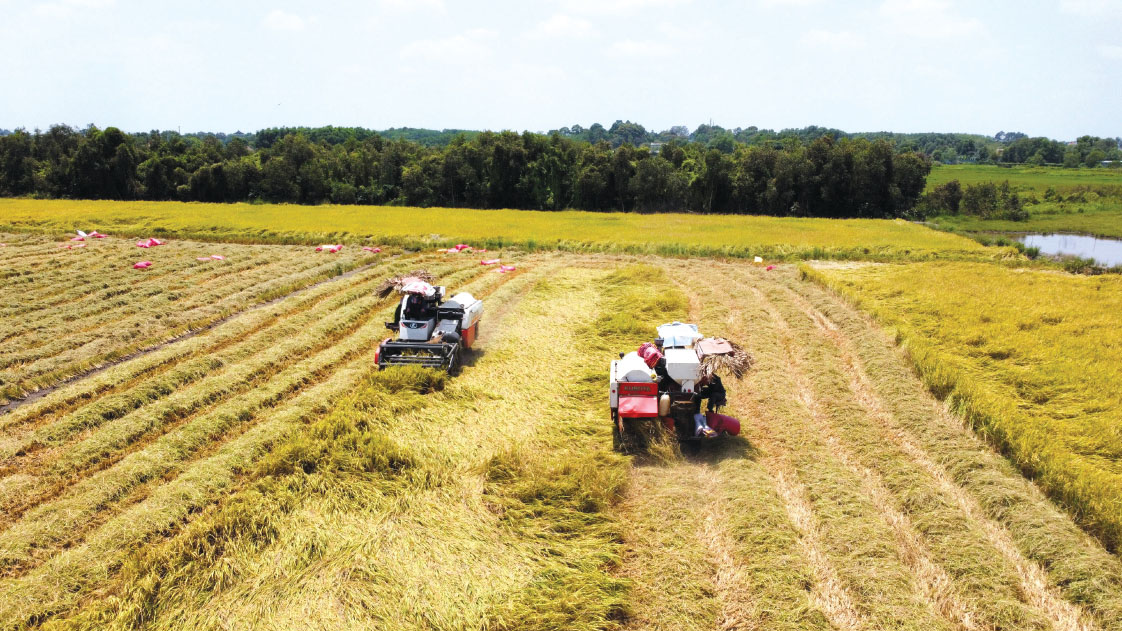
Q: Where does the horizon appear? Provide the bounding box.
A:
[0,122,1107,145]
[1,1,1119,140]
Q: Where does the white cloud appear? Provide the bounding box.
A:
[263,10,305,32]
[401,29,496,64]
[800,29,865,50]
[380,0,446,13]
[608,39,674,57]
[31,0,114,19]
[561,0,690,16]
[1098,43,1122,59]
[879,0,984,38]
[527,14,594,38]
[1059,0,1122,17]
[760,0,821,6]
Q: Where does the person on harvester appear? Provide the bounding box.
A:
[641,340,721,438]
[392,292,438,328]
[692,374,726,438]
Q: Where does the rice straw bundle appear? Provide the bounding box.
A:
[376,269,435,298]
[698,338,755,380]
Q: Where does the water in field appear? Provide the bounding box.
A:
[1017,233,1122,267]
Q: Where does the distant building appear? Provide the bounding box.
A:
[649,142,663,155]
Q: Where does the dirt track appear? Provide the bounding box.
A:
[617,261,1121,631]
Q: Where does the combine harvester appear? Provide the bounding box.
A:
[375,270,483,374]
[609,322,752,451]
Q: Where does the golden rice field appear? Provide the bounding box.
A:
[0,199,994,261]
[1,232,1120,631]
[803,262,1122,552]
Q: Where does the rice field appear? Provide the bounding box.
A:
[0,199,994,261]
[0,233,389,404]
[804,261,1122,552]
[1,233,1119,630]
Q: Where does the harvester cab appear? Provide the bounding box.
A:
[375,272,483,374]
[609,322,752,451]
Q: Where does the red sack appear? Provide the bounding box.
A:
[136,241,150,248]
[90,231,107,238]
[148,238,164,246]
[705,411,740,436]
[766,265,776,271]
[196,257,212,261]
[637,342,663,368]
[481,259,500,265]
[70,236,85,242]
[210,254,225,260]
[499,265,515,273]
[363,246,382,253]
[133,261,152,269]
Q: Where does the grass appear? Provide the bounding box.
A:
[927,164,1122,194]
[0,199,994,262]
[803,261,1122,554]
[925,164,1122,238]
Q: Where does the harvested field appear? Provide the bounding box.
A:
[0,233,391,405]
[0,239,1119,630]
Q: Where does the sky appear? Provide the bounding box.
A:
[0,0,1119,140]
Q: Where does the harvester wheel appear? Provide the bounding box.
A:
[446,345,462,376]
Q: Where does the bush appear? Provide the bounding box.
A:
[922,179,963,214]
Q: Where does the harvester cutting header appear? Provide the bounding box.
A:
[375,270,483,374]
[609,322,753,450]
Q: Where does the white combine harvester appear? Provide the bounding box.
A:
[374,270,483,374]
[609,322,751,450]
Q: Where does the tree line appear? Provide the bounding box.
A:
[0,124,933,217]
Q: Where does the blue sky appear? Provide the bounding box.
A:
[1,0,1119,139]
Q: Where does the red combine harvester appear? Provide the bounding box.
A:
[609,322,752,451]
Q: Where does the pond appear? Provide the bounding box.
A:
[1016,233,1122,268]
